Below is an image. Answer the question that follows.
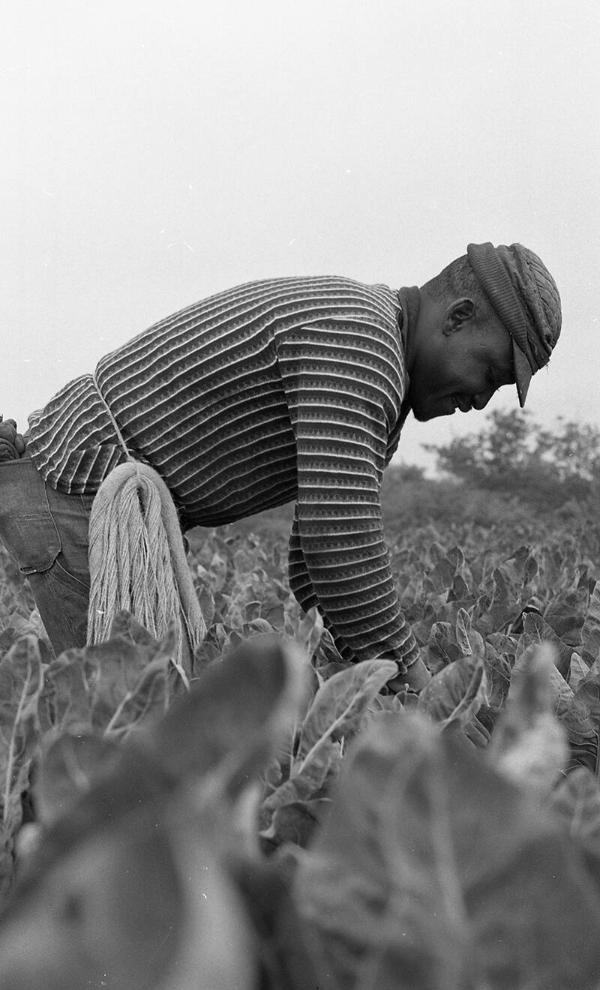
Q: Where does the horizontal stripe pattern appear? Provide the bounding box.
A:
[27,275,418,666]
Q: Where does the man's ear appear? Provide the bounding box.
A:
[442,297,476,335]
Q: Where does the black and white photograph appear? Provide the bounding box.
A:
[1,1,599,987]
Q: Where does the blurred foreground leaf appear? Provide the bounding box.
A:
[295,711,600,990]
[550,767,600,857]
[0,807,254,990]
[0,636,44,897]
[0,632,309,990]
[489,643,568,792]
[34,733,121,828]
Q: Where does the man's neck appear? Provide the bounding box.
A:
[397,286,421,427]
[397,285,421,375]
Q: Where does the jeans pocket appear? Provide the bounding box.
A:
[0,458,62,575]
[4,513,62,576]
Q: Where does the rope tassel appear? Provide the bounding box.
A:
[87,461,206,671]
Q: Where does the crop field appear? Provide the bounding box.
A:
[1,512,600,989]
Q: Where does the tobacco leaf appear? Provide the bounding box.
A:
[520,611,573,678]
[570,651,591,691]
[153,635,307,799]
[34,733,121,828]
[296,658,397,762]
[549,767,600,857]
[263,740,342,817]
[265,798,331,849]
[0,807,254,990]
[41,618,176,738]
[0,635,44,843]
[490,644,569,791]
[418,653,487,730]
[582,582,600,666]
[294,711,600,990]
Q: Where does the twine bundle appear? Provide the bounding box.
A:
[86,461,206,669]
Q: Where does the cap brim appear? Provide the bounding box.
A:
[513,341,533,408]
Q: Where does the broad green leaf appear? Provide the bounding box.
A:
[196,583,216,628]
[43,619,176,737]
[490,644,568,791]
[295,712,600,990]
[446,545,465,570]
[102,657,170,739]
[0,808,254,990]
[153,636,307,798]
[574,666,600,722]
[582,582,600,665]
[0,827,15,905]
[262,598,285,629]
[263,798,330,849]
[230,857,329,990]
[34,733,121,828]
[512,641,577,720]
[463,713,491,748]
[491,566,509,604]
[518,654,600,775]
[570,651,591,690]
[447,572,470,602]
[544,593,586,646]
[296,658,398,765]
[244,600,262,623]
[493,710,567,792]
[294,606,324,659]
[0,636,44,837]
[486,631,518,660]
[263,740,342,816]
[466,627,486,660]
[504,545,531,585]
[550,767,600,856]
[428,555,456,594]
[39,653,92,735]
[158,825,256,990]
[22,745,175,875]
[418,653,488,730]
[209,550,228,591]
[425,621,461,669]
[233,548,254,574]
[295,714,470,990]
[108,610,162,646]
[482,641,511,712]
[520,611,572,678]
[455,608,472,655]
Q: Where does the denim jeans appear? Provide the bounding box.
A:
[0,453,196,663]
[0,454,95,656]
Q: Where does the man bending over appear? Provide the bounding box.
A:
[0,241,561,692]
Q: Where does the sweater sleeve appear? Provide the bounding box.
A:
[276,317,419,670]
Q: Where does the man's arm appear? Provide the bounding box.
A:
[0,418,26,462]
[288,507,430,690]
[276,318,429,686]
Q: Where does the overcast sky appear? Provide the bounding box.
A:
[3,0,599,470]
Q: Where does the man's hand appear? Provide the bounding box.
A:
[0,417,26,462]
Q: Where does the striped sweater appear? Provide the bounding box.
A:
[27,276,419,669]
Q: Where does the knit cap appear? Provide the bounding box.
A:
[466,242,561,406]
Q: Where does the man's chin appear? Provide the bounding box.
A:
[412,403,455,423]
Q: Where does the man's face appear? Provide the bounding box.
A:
[407,317,515,423]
